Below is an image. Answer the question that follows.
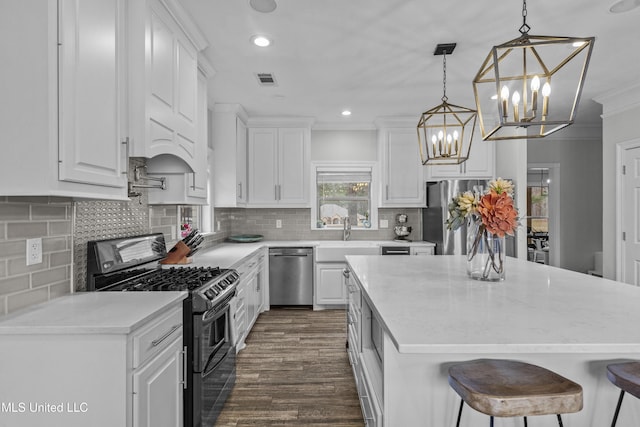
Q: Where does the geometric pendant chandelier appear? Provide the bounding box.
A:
[472,0,595,141]
[418,43,478,166]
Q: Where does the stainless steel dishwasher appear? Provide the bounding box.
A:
[269,247,314,306]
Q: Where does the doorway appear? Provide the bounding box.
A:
[619,141,640,285]
[527,164,560,267]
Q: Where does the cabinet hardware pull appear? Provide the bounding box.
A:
[151,324,181,347]
[181,346,188,389]
[121,137,130,175]
[238,183,243,199]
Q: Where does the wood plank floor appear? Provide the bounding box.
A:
[214,308,365,427]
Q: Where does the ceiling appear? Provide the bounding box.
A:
[179,0,640,129]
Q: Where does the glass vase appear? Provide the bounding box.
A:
[466,219,506,281]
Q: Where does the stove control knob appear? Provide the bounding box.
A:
[204,289,215,299]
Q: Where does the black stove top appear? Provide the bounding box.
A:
[102,266,225,292]
[86,234,239,312]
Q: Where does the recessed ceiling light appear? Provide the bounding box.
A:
[341,110,352,116]
[572,41,587,47]
[610,0,640,13]
[249,0,277,13]
[251,35,271,47]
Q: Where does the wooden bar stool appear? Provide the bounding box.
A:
[448,359,583,426]
[606,361,640,427]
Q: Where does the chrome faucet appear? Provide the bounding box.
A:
[343,216,351,241]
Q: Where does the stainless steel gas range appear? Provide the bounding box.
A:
[86,233,238,427]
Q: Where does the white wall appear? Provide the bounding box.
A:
[594,84,640,280]
[311,130,377,161]
[527,123,603,273]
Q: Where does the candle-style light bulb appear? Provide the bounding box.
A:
[531,75,540,112]
[437,130,444,155]
[500,86,509,119]
[431,135,437,157]
[542,82,551,117]
[453,130,459,154]
[446,134,452,156]
[512,91,520,122]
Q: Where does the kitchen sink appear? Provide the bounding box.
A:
[315,242,380,262]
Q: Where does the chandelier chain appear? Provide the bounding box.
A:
[519,0,531,34]
[441,52,448,102]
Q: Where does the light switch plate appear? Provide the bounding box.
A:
[276,219,282,229]
[380,219,389,228]
[26,238,43,266]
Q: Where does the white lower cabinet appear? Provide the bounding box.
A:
[231,249,268,351]
[132,335,184,427]
[315,262,348,305]
[410,245,435,256]
[0,296,185,427]
[346,267,384,427]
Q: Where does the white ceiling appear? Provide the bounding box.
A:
[179,0,640,129]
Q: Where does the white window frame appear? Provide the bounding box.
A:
[310,161,379,231]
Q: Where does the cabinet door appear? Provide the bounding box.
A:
[462,139,494,177]
[58,0,126,188]
[186,69,208,199]
[381,129,425,206]
[246,271,258,328]
[316,262,348,305]
[248,128,278,204]
[145,0,198,167]
[236,119,248,204]
[425,139,495,179]
[278,128,309,205]
[132,336,183,427]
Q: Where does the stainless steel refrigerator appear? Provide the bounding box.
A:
[422,180,517,256]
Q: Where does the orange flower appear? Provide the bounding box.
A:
[477,190,518,237]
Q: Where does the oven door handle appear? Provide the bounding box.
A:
[201,303,230,325]
[203,345,232,377]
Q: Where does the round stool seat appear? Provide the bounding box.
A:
[607,361,640,399]
[448,359,583,418]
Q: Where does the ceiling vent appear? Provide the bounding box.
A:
[255,73,278,86]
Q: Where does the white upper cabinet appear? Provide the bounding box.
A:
[147,64,214,205]
[211,104,249,207]
[247,124,311,207]
[1,0,128,199]
[379,127,425,207]
[425,137,495,179]
[128,0,208,173]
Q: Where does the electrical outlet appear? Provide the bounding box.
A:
[276,219,282,229]
[380,219,389,229]
[217,221,221,231]
[26,238,42,266]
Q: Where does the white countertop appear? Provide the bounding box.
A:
[189,239,435,269]
[346,255,640,354]
[0,292,187,335]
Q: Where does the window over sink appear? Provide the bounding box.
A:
[311,162,378,230]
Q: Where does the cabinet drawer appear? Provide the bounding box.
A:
[132,307,183,368]
[357,363,382,427]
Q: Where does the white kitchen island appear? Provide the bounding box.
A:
[345,255,640,427]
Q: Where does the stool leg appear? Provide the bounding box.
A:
[611,390,626,427]
[523,416,528,427]
[490,415,494,427]
[455,399,464,427]
[556,414,563,427]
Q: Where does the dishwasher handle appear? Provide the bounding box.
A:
[272,253,310,257]
[269,248,313,257]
